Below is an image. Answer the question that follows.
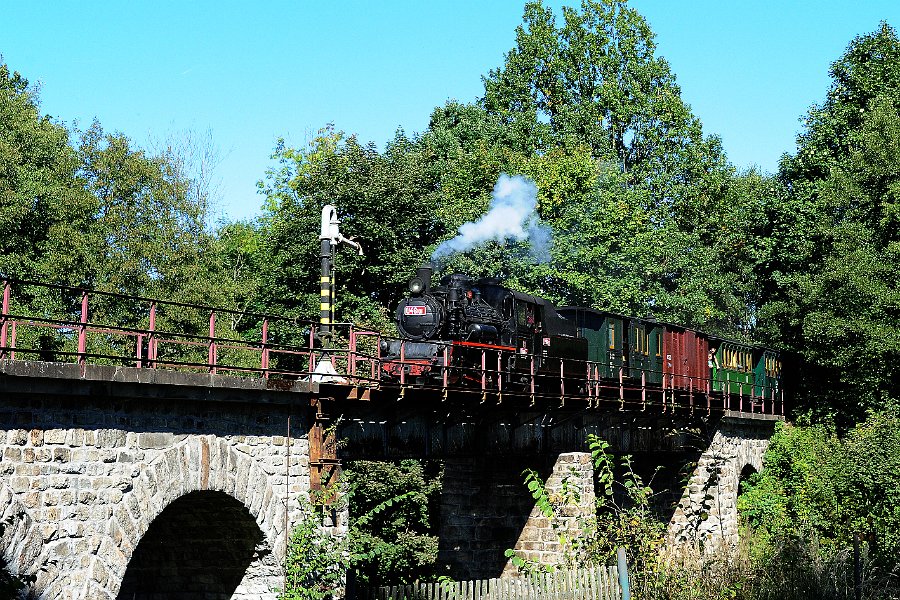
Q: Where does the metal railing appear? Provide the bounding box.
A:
[0,278,784,416]
[0,278,382,383]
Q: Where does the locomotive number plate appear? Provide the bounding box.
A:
[404,305,427,316]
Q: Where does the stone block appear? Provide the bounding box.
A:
[29,429,43,446]
[9,476,29,493]
[44,429,67,445]
[138,432,174,449]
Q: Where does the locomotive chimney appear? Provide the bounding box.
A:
[416,262,433,294]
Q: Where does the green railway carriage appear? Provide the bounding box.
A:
[711,340,755,395]
[557,307,623,379]
[629,319,663,384]
[557,308,664,384]
[549,307,782,408]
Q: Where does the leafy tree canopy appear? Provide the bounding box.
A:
[764,23,900,421]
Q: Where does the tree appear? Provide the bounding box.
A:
[344,460,442,587]
[740,414,900,574]
[0,63,97,284]
[482,0,727,205]
[77,122,218,300]
[471,1,751,333]
[256,127,443,336]
[762,23,900,421]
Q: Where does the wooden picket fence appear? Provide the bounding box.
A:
[369,565,621,600]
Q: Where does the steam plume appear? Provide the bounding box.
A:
[432,174,552,262]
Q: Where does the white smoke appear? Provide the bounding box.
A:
[432,174,552,262]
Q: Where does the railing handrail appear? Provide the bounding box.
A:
[1,277,317,325]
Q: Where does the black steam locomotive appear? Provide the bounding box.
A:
[380,263,586,384]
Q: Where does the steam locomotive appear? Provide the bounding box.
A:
[380,263,585,385]
[381,264,782,401]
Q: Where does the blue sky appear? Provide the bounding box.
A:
[2,1,898,224]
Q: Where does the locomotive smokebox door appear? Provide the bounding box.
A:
[396,296,442,341]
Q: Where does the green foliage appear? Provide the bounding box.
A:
[256,127,442,337]
[740,415,900,573]
[280,501,347,600]
[0,62,97,284]
[763,23,900,420]
[506,434,665,577]
[280,460,442,597]
[344,460,443,587]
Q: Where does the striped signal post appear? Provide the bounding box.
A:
[314,205,363,382]
[320,234,333,341]
[318,205,363,341]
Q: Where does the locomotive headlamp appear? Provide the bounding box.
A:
[408,277,425,295]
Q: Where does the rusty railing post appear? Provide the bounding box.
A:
[496,351,503,402]
[480,349,487,402]
[261,318,269,379]
[1,281,9,360]
[689,376,694,414]
[442,345,449,395]
[78,290,88,370]
[348,326,357,380]
[529,353,535,405]
[618,367,624,410]
[208,310,217,374]
[559,360,565,405]
[148,301,157,368]
[641,370,647,410]
[399,341,406,388]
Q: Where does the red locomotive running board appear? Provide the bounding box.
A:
[452,340,516,352]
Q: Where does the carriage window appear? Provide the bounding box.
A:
[608,322,616,350]
[655,331,662,357]
[636,327,649,355]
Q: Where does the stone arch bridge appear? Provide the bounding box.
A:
[0,360,778,599]
[0,280,781,598]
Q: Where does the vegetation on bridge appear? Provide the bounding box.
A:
[3,0,900,596]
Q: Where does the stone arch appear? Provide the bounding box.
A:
[739,463,758,482]
[667,421,775,555]
[115,490,281,599]
[96,436,295,598]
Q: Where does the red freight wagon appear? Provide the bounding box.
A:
[663,326,709,391]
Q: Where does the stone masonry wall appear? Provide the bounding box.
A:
[503,452,595,576]
[667,418,774,554]
[0,391,315,600]
[437,453,594,580]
